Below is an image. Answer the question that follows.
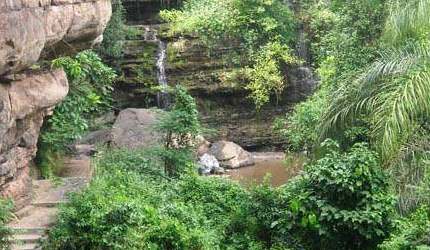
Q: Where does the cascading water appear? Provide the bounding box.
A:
[140,24,170,109]
[156,40,170,109]
[285,0,317,96]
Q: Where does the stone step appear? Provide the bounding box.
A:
[11,242,41,250]
[32,177,88,205]
[31,201,67,208]
[10,227,47,235]
[8,207,58,229]
[12,233,44,244]
[14,206,35,219]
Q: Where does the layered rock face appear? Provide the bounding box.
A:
[117,1,316,151]
[0,0,112,75]
[0,70,68,208]
[0,0,112,209]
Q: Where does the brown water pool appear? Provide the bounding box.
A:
[228,153,305,187]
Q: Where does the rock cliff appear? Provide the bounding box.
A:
[0,0,112,209]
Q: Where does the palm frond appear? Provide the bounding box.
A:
[371,66,430,161]
[320,42,430,164]
[383,0,430,45]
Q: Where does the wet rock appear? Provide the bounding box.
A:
[111,108,162,149]
[212,165,225,175]
[197,153,222,175]
[209,141,255,169]
[198,166,211,176]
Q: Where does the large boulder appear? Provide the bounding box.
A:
[208,141,254,169]
[111,109,162,150]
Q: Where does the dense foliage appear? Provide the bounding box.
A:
[98,0,128,60]
[316,0,430,213]
[283,141,394,249]
[37,51,115,178]
[380,206,430,249]
[44,137,394,249]
[281,0,388,153]
[161,0,295,51]
[155,85,202,177]
[281,0,430,248]
[38,0,430,249]
[0,199,12,250]
[161,0,299,109]
[42,51,116,151]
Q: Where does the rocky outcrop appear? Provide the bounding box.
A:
[111,108,162,149]
[0,70,68,209]
[0,0,112,209]
[209,141,255,169]
[0,0,112,75]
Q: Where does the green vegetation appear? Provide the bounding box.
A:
[44,138,394,249]
[279,0,430,248]
[155,86,202,177]
[98,0,128,60]
[380,206,430,249]
[283,140,394,249]
[43,51,115,150]
[38,51,115,178]
[0,199,12,250]
[161,0,298,108]
[37,0,430,249]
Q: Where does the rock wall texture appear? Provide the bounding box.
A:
[0,0,112,75]
[0,0,112,209]
[0,70,68,208]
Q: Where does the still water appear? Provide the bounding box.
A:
[228,153,305,187]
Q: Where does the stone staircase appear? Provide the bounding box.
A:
[8,154,91,250]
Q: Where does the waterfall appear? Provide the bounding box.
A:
[139,24,170,109]
[156,39,170,109]
[296,23,310,64]
[285,0,317,97]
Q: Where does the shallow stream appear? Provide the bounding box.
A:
[228,153,305,187]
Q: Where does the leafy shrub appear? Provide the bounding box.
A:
[43,150,245,249]
[246,42,299,110]
[155,85,202,177]
[274,90,327,152]
[43,139,396,250]
[161,0,295,51]
[42,51,116,150]
[44,146,311,250]
[273,140,395,249]
[98,0,128,60]
[93,148,164,178]
[379,206,430,250]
